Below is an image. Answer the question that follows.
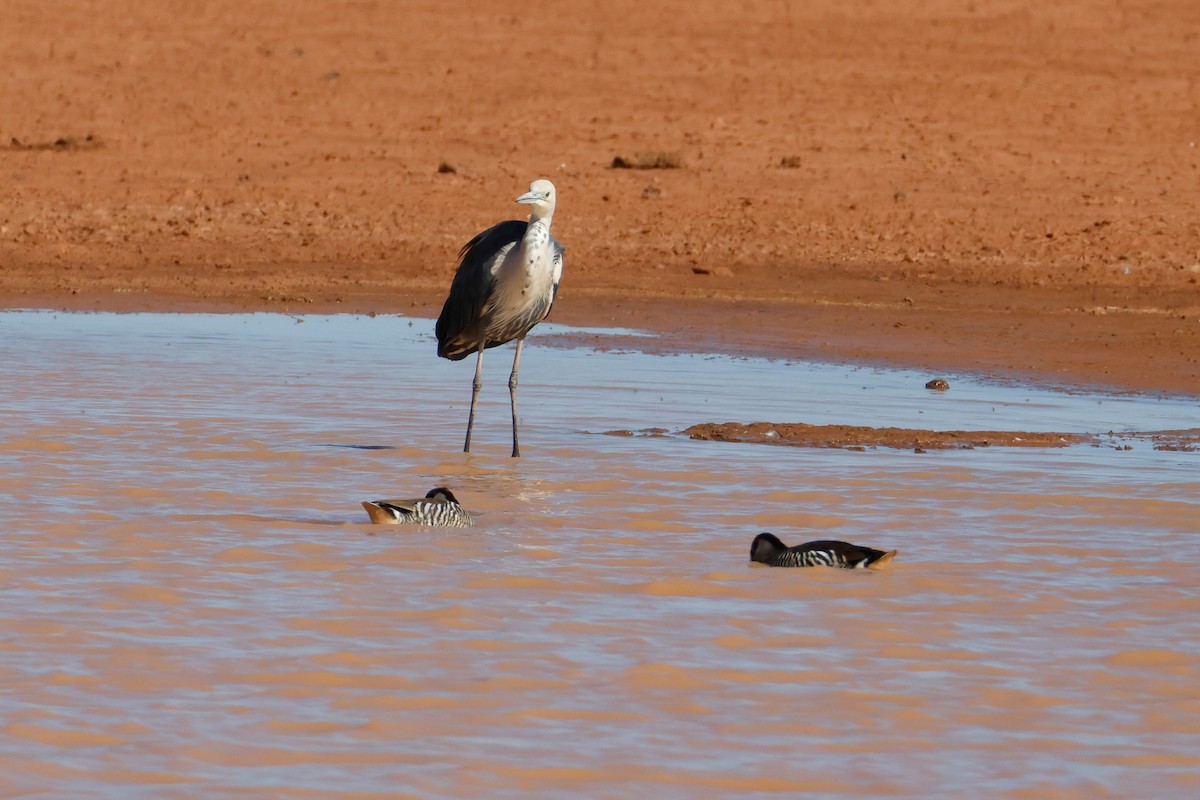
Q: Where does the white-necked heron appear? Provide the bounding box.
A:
[750,533,897,569]
[435,179,564,457]
[361,487,474,527]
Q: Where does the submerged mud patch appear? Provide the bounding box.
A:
[679,422,1095,451]
[1137,428,1200,452]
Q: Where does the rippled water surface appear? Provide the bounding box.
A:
[2,311,1198,799]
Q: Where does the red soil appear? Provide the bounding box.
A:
[3,0,1198,394]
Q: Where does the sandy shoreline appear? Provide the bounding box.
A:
[3,0,1198,395]
[5,279,1196,397]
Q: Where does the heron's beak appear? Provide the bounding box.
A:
[516,189,547,205]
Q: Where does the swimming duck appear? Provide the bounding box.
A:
[750,532,896,569]
[361,487,474,528]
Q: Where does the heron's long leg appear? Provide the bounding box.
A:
[508,336,525,458]
[464,342,485,453]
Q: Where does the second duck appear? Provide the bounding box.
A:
[750,533,896,569]
[361,487,474,528]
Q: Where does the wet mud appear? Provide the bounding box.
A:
[682,422,1094,451]
[679,422,1200,452]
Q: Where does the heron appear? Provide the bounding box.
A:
[435,179,564,458]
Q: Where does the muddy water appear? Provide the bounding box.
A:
[1,311,1198,799]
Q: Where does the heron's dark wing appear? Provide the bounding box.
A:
[435,219,527,360]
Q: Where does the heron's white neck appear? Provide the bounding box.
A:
[518,216,555,278]
[527,206,554,227]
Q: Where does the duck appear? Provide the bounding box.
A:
[749,532,896,569]
[361,487,474,528]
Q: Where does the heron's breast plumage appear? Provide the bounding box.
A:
[481,221,559,342]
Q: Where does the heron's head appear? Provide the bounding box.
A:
[516,179,556,218]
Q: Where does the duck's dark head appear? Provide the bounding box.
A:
[426,487,459,503]
[750,532,788,564]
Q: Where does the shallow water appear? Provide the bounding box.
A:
[1,311,1198,799]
